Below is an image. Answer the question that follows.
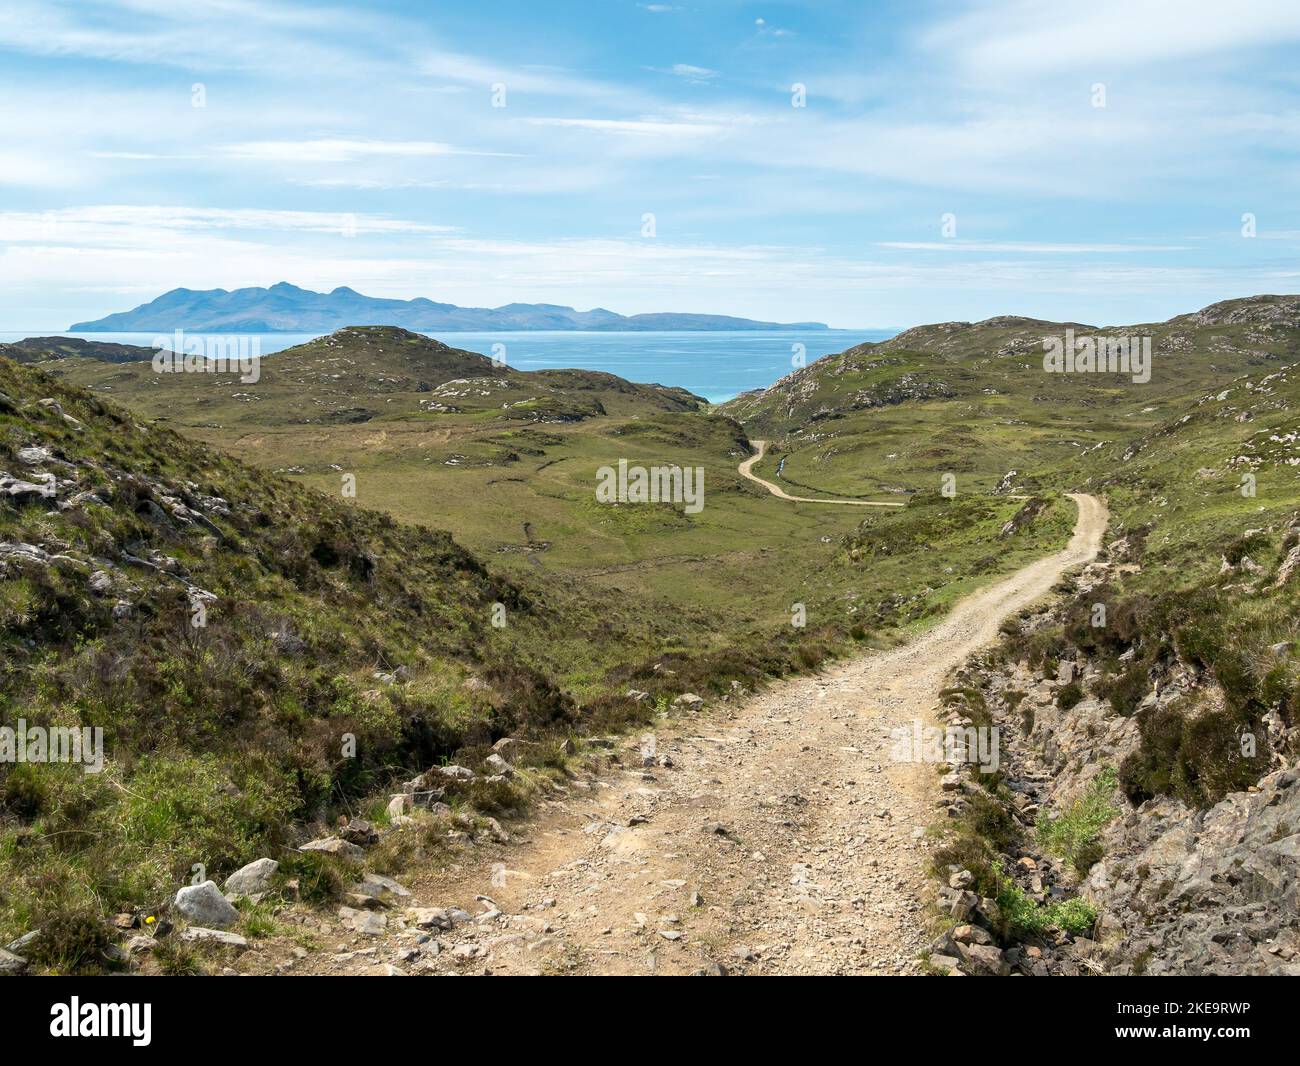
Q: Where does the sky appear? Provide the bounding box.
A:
[1,0,1299,329]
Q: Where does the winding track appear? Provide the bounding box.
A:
[738,439,906,507]
[264,494,1108,977]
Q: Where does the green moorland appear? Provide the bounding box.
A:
[1011,360,1300,807]
[928,338,1300,926]
[7,293,1299,968]
[728,295,1300,812]
[1,340,1068,969]
[44,326,1072,636]
[723,296,1300,500]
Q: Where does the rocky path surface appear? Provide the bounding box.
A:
[254,494,1106,976]
[738,440,905,507]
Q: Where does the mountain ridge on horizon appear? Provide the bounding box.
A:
[69,282,832,333]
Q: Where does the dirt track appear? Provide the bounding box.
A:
[738,439,906,507]
[262,493,1107,976]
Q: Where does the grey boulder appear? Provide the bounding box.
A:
[300,835,365,861]
[223,857,279,901]
[174,880,239,928]
[180,927,248,949]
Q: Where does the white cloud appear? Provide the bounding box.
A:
[524,116,731,137]
[87,151,165,160]
[0,150,78,187]
[0,0,389,72]
[218,139,513,162]
[0,1,1297,329]
[877,241,1190,253]
[414,49,620,99]
[0,206,456,245]
[668,64,718,82]
[925,0,1300,75]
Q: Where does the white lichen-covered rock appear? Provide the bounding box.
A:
[223,857,279,901]
[174,881,239,928]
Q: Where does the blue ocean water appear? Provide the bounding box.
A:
[0,328,894,403]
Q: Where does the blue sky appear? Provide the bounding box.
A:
[1,0,1299,329]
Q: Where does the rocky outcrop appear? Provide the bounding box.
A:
[1087,769,1300,974]
[951,546,1300,976]
[1181,294,1300,329]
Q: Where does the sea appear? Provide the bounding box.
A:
[0,328,895,403]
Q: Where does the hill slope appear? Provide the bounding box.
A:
[720,295,1300,501]
[0,352,612,967]
[933,360,1300,974]
[720,297,1300,975]
[0,336,156,365]
[7,353,954,971]
[47,325,705,427]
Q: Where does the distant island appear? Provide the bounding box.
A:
[70,283,830,333]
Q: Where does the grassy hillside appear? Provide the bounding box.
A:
[2,348,1075,971]
[916,329,1300,975]
[0,354,606,966]
[721,296,1300,501]
[15,297,1293,970]
[724,296,1300,810]
[42,326,704,426]
[49,326,1072,639]
[1022,363,1300,806]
